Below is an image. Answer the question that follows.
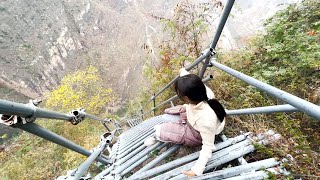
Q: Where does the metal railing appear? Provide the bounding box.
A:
[0,99,119,165]
[141,0,320,121]
[210,60,320,120]
[142,0,236,116]
[1,0,319,179]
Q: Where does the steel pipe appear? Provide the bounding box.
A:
[132,144,182,176]
[120,142,168,176]
[119,115,179,147]
[119,117,161,140]
[144,75,213,115]
[94,165,113,179]
[211,60,320,120]
[226,168,281,180]
[119,127,154,149]
[0,99,73,120]
[17,123,110,164]
[156,131,278,180]
[115,144,147,165]
[113,142,164,174]
[199,0,235,78]
[190,158,279,180]
[220,134,247,165]
[170,144,256,180]
[210,0,235,50]
[135,134,248,179]
[143,49,211,108]
[72,139,109,179]
[119,120,159,145]
[117,130,154,154]
[151,140,252,180]
[226,104,299,115]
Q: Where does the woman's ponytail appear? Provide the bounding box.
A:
[206,99,226,122]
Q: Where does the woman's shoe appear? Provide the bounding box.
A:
[144,136,157,146]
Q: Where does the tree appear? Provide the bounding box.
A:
[0,66,118,179]
[142,0,223,114]
[46,65,117,115]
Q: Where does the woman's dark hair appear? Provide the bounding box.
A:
[175,74,226,122]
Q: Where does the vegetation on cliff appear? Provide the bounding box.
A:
[136,0,320,177]
[0,0,319,179]
[0,66,117,179]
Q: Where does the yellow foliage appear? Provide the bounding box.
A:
[0,66,118,179]
[46,66,117,115]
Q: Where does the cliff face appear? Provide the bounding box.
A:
[0,0,296,102]
[0,0,181,144]
[0,0,297,144]
[0,0,179,102]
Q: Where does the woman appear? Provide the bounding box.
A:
[144,68,226,176]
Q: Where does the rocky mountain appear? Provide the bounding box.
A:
[0,0,181,143]
[0,0,299,143]
[0,0,298,102]
[0,0,180,103]
[219,0,300,49]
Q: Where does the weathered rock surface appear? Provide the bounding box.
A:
[0,0,179,102]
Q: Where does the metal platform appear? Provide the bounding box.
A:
[92,114,286,180]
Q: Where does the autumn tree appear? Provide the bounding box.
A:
[141,0,223,114]
[0,66,118,179]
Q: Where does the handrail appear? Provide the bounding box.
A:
[226,104,299,115]
[143,48,212,109]
[16,122,110,164]
[0,99,73,121]
[0,99,113,164]
[142,0,235,115]
[141,0,320,121]
[199,0,235,78]
[210,60,320,120]
[143,75,214,116]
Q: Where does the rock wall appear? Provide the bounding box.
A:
[0,0,179,102]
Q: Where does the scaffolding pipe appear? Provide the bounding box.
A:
[113,142,164,174]
[119,120,159,145]
[224,169,276,180]
[120,118,161,141]
[134,134,248,179]
[226,104,299,115]
[84,113,110,123]
[95,165,113,179]
[117,130,154,154]
[153,93,156,116]
[199,0,235,78]
[119,127,154,148]
[143,49,211,108]
[190,158,279,180]
[220,134,247,165]
[210,60,320,120]
[151,140,252,180]
[17,123,110,164]
[133,144,182,175]
[156,131,278,180]
[120,142,168,176]
[144,75,213,115]
[72,135,110,179]
[115,145,147,165]
[0,99,73,120]
[119,114,179,149]
[119,126,153,145]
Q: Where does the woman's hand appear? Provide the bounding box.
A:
[181,170,196,176]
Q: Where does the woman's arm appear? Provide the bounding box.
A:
[190,123,216,176]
